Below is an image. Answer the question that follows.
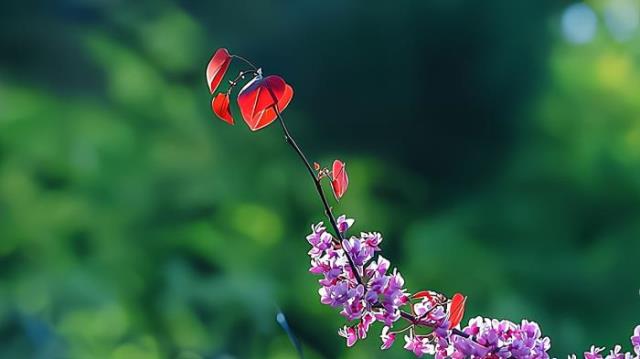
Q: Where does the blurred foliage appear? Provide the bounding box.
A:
[1,0,639,358]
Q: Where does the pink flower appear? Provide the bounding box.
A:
[606,345,627,359]
[632,325,640,353]
[380,326,396,350]
[381,269,408,311]
[414,298,434,317]
[338,326,358,347]
[362,232,382,250]
[341,285,365,320]
[365,255,390,278]
[357,312,375,339]
[404,334,435,357]
[584,345,605,359]
[319,282,352,307]
[306,222,333,257]
[336,215,354,233]
[375,308,401,327]
[342,237,371,266]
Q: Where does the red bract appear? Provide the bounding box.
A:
[413,291,435,302]
[331,160,349,200]
[237,75,293,131]
[212,92,234,125]
[206,48,232,94]
[448,293,467,329]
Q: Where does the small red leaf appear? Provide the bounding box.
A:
[448,293,467,329]
[212,92,234,125]
[237,75,292,131]
[313,162,321,171]
[331,160,349,200]
[206,48,232,94]
[412,291,434,301]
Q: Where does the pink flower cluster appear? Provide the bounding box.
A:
[304,214,640,359]
[573,325,640,359]
[395,302,552,358]
[449,317,551,359]
[307,215,409,347]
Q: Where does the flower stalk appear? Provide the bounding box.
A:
[274,109,364,285]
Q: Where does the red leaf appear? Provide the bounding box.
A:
[206,48,232,94]
[413,291,434,301]
[237,75,292,131]
[279,84,294,110]
[248,84,293,129]
[448,293,467,329]
[212,92,234,125]
[331,160,349,200]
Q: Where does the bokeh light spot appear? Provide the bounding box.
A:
[596,53,631,89]
[562,3,598,44]
[604,0,639,42]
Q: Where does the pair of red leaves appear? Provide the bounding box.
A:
[208,49,348,200]
[413,291,466,329]
[207,48,294,131]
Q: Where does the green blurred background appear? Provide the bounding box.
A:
[1,0,640,358]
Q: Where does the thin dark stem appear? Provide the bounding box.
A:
[451,328,470,339]
[399,309,418,324]
[273,108,364,285]
[227,70,258,92]
[231,55,258,71]
[399,309,471,339]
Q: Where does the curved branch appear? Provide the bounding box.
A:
[274,108,364,285]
